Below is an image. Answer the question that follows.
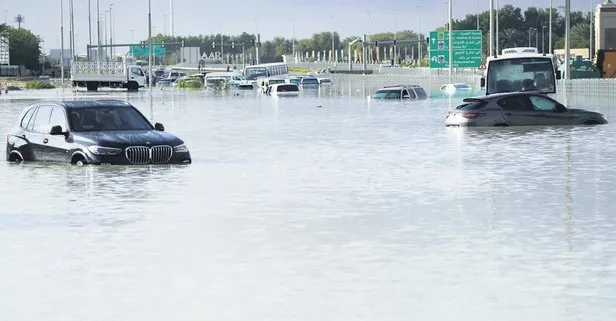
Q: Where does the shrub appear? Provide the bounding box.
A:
[24,80,55,89]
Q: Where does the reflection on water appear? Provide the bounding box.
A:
[1,86,616,321]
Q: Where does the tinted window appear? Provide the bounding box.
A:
[497,96,535,111]
[372,90,401,99]
[31,106,53,133]
[20,108,35,128]
[49,107,68,130]
[486,57,555,94]
[302,78,319,85]
[414,87,428,99]
[68,107,153,132]
[276,85,299,92]
[529,95,558,111]
[456,100,487,110]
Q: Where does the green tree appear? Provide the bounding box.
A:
[0,23,8,34]
[14,14,25,29]
[6,26,41,70]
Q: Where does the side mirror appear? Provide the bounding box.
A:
[154,123,165,131]
[480,77,486,88]
[556,70,562,80]
[555,103,567,113]
[49,125,66,136]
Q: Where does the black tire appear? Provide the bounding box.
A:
[493,123,509,127]
[7,152,23,162]
[127,81,139,92]
[71,154,87,166]
[582,119,600,125]
[86,82,98,91]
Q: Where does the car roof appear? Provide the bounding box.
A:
[467,91,550,101]
[377,85,423,90]
[39,100,133,109]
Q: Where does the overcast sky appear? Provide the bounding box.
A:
[2,0,595,54]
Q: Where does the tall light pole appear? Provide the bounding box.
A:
[495,0,499,54]
[393,9,397,65]
[549,0,553,54]
[169,0,174,37]
[104,10,108,61]
[88,0,92,60]
[60,0,65,82]
[489,0,494,56]
[542,26,546,53]
[417,6,422,66]
[69,0,74,61]
[331,16,335,64]
[96,0,101,68]
[590,0,594,60]
[220,25,224,64]
[367,12,371,64]
[564,0,570,80]
[109,4,113,59]
[476,0,480,30]
[448,0,452,80]
[148,0,152,91]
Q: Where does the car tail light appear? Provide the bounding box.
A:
[462,112,485,119]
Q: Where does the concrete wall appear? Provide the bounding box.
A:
[595,2,616,50]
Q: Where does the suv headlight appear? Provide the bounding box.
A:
[88,145,122,155]
[174,144,189,153]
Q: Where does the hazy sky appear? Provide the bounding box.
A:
[2,0,594,54]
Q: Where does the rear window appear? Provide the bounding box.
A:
[414,87,428,99]
[456,100,487,110]
[277,85,299,92]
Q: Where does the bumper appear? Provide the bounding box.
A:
[83,150,192,165]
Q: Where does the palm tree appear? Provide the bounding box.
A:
[14,14,25,29]
[0,23,8,35]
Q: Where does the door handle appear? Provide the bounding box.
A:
[43,138,48,144]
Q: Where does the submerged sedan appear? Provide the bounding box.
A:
[6,100,191,165]
[445,91,607,127]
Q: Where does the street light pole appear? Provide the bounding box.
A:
[528,28,533,47]
[448,0,452,80]
[542,26,546,53]
[495,0,499,54]
[96,0,100,70]
[393,9,397,65]
[549,0,553,54]
[148,0,152,91]
[564,0,570,80]
[489,0,494,56]
[69,0,74,61]
[88,0,92,60]
[60,0,65,82]
[331,16,335,64]
[109,4,113,59]
[590,0,594,60]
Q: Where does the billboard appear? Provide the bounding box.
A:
[0,36,9,65]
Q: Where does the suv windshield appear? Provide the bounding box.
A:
[68,107,153,132]
[486,57,556,94]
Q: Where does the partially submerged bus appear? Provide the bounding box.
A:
[244,62,289,84]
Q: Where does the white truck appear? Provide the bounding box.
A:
[480,47,560,97]
[71,61,147,91]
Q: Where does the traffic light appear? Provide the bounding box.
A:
[212,42,215,48]
[181,40,185,47]
[426,37,429,44]
[231,42,235,49]
[161,41,165,48]
[140,41,146,49]
[393,40,397,46]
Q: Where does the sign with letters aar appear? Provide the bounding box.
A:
[429,30,482,68]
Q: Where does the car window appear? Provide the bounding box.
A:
[49,107,68,130]
[68,107,153,132]
[497,96,535,111]
[20,108,35,128]
[131,67,143,76]
[529,95,558,111]
[414,87,428,99]
[31,106,53,133]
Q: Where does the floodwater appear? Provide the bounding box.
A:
[1,84,616,321]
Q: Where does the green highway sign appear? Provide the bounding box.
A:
[429,30,482,68]
[129,44,167,57]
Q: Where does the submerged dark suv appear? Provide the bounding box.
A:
[6,100,191,165]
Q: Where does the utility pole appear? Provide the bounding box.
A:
[495,0,499,54]
[590,0,594,60]
[564,0,570,80]
[417,6,422,67]
[69,0,74,61]
[393,9,397,65]
[169,0,174,37]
